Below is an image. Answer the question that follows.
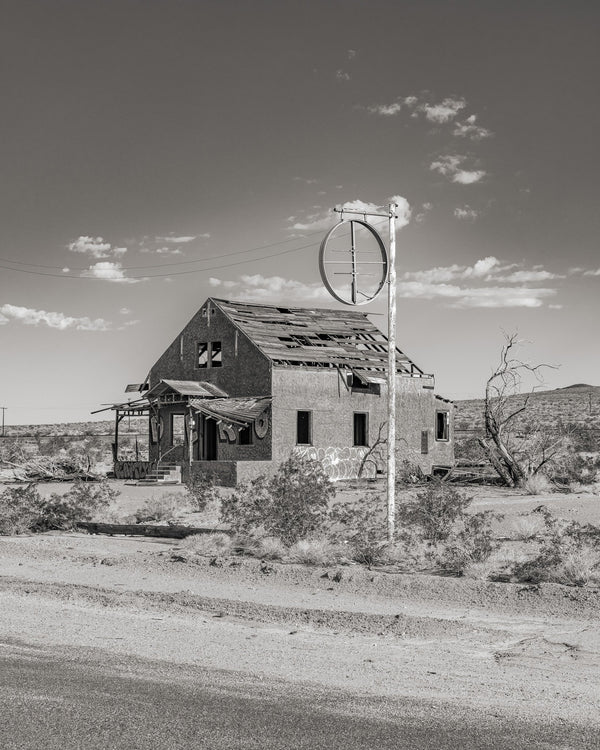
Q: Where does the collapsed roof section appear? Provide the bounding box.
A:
[189,396,271,426]
[212,298,426,377]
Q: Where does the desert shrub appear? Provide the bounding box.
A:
[548,451,600,486]
[134,493,184,523]
[511,514,546,541]
[396,479,472,543]
[462,547,528,581]
[220,455,335,545]
[36,479,120,531]
[328,492,388,565]
[511,509,600,586]
[0,484,42,534]
[256,536,287,560]
[185,471,222,513]
[520,473,553,495]
[453,435,486,463]
[178,532,233,558]
[395,461,425,485]
[287,537,346,565]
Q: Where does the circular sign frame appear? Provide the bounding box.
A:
[318,219,388,306]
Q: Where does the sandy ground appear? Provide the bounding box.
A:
[1,516,599,733]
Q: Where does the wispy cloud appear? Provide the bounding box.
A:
[0,304,110,330]
[68,236,114,259]
[155,235,199,243]
[453,114,492,140]
[419,97,466,123]
[141,246,184,255]
[430,154,486,184]
[335,69,350,81]
[293,176,318,185]
[119,307,132,315]
[397,281,556,308]
[290,196,411,232]
[454,205,479,220]
[81,261,142,284]
[117,319,141,330]
[399,256,562,308]
[368,102,402,116]
[209,275,330,304]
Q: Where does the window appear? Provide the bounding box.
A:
[239,424,253,445]
[197,342,209,368]
[296,411,312,445]
[211,341,222,367]
[197,341,222,368]
[353,413,368,447]
[421,430,429,455]
[171,414,185,446]
[435,411,449,441]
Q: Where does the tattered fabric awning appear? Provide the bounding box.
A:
[146,379,228,399]
[189,396,271,426]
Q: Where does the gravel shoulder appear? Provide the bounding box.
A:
[1,531,599,730]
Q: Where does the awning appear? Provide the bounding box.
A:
[189,396,271,426]
[146,379,228,399]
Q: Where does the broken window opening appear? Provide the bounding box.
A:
[238,424,253,445]
[211,341,222,367]
[353,413,369,447]
[296,411,312,445]
[435,411,449,441]
[197,342,209,368]
[171,414,186,446]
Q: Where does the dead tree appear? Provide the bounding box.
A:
[358,421,387,478]
[477,333,557,487]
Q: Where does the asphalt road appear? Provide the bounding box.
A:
[0,642,596,749]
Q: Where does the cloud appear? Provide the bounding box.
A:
[81,261,141,283]
[454,205,479,220]
[582,268,600,276]
[335,69,350,81]
[414,202,433,223]
[396,282,556,308]
[119,307,132,315]
[368,102,402,116]
[430,154,486,184]
[398,256,562,308]
[347,49,357,59]
[155,235,198,243]
[419,97,466,123]
[118,319,141,330]
[209,275,330,304]
[0,304,111,330]
[67,236,113,259]
[293,176,318,184]
[290,195,411,232]
[453,114,492,140]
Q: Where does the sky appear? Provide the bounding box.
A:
[1,0,599,424]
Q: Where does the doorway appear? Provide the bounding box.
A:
[201,416,218,460]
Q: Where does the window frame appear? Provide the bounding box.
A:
[170,413,186,446]
[296,410,313,446]
[435,410,450,442]
[353,412,369,447]
[238,424,253,445]
[196,341,223,369]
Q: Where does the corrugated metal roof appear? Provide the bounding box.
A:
[147,379,228,398]
[212,298,425,376]
[189,396,271,425]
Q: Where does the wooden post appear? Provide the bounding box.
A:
[387,203,397,543]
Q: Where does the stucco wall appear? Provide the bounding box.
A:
[271,368,454,475]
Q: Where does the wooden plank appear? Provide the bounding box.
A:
[78,522,232,539]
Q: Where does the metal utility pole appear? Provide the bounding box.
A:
[387,203,397,542]
[0,407,5,437]
[319,203,398,542]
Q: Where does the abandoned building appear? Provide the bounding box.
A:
[102,297,454,485]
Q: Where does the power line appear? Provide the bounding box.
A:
[0,228,327,273]
[0,239,321,280]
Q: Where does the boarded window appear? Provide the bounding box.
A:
[197,342,209,368]
[239,424,253,445]
[211,341,222,367]
[421,430,429,454]
[435,411,450,441]
[296,411,312,445]
[353,413,368,447]
[171,414,185,446]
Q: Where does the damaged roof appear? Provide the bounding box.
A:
[189,396,271,425]
[147,379,228,398]
[212,298,426,376]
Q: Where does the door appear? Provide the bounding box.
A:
[202,416,218,461]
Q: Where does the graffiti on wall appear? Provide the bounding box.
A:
[292,446,376,480]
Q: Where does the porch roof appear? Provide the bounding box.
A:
[147,379,228,399]
[189,396,271,426]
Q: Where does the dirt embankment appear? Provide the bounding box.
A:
[1,531,599,730]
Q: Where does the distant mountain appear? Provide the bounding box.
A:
[455,384,600,433]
